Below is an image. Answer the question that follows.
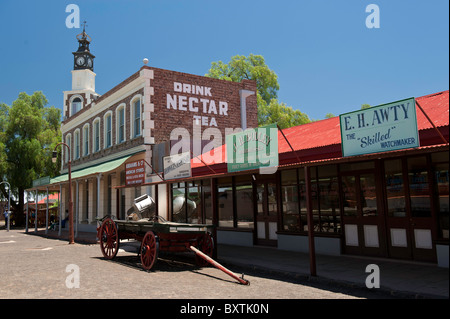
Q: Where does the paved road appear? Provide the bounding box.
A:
[0,229,396,301]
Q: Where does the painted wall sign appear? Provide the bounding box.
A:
[226,123,278,173]
[125,160,145,186]
[166,81,229,128]
[340,97,419,157]
[163,151,192,180]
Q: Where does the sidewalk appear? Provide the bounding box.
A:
[26,227,449,299]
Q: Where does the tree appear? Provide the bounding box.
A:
[206,54,279,104]
[206,54,311,129]
[361,104,372,109]
[0,91,61,226]
[258,97,310,129]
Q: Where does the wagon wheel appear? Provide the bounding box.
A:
[100,218,119,260]
[195,232,214,266]
[140,231,159,271]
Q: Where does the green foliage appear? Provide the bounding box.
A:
[206,54,279,104]
[0,91,61,224]
[206,54,311,129]
[361,104,372,109]
[258,95,310,129]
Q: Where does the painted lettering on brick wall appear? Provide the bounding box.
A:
[339,97,420,157]
[166,82,229,127]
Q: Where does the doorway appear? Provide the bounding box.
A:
[341,168,386,257]
[384,156,437,262]
[255,179,278,246]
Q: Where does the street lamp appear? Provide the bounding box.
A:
[52,143,74,244]
[0,181,11,232]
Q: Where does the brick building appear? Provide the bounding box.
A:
[29,29,257,232]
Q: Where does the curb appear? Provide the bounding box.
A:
[217,258,448,299]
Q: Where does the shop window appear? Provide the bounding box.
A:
[360,174,377,217]
[202,180,213,225]
[171,182,201,223]
[384,159,406,217]
[235,175,254,229]
[342,175,357,216]
[432,152,449,239]
[407,156,431,217]
[281,169,301,232]
[311,165,340,233]
[217,177,234,227]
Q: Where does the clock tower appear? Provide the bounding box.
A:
[73,23,95,71]
[63,22,99,119]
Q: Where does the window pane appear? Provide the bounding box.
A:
[119,108,124,142]
[106,116,112,147]
[134,100,141,137]
[187,186,201,223]
[408,157,431,217]
[218,182,233,227]
[282,185,300,231]
[202,180,213,225]
[236,184,253,228]
[267,183,277,216]
[172,185,186,223]
[433,162,449,239]
[318,176,341,232]
[94,122,100,151]
[342,175,357,216]
[281,169,297,185]
[360,174,377,217]
[385,159,406,217]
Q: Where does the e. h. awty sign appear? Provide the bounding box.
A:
[340,97,419,157]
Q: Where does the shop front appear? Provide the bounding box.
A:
[156,91,449,266]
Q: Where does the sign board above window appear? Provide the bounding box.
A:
[226,123,279,174]
[163,152,191,180]
[339,97,420,157]
[125,160,145,186]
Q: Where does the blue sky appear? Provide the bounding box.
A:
[0,0,448,120]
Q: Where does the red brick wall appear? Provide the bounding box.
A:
[147,66,258,144]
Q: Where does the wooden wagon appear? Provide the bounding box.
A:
[98,216,214,271]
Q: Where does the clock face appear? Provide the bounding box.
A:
[87,57,92,68]
[76,56,85,66]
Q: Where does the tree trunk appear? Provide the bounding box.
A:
[15,187,25,226]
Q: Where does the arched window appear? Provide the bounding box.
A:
[65,133,72,163]
[116,104,126,144]
[93,118,100,153]
[83,124,90,156]
[74,129,80,160]
[104,111,113,148]
[71,97,82,116]
[130,95,142,139]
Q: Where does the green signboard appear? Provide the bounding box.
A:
[32,176,51,187]
[339,97,419,157]
[226,124,278,173]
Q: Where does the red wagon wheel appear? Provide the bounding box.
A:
[140,231,159,271]
[99,218,119,260]
[196,232,214,266]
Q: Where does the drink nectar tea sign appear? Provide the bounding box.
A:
[340,97,419,157]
